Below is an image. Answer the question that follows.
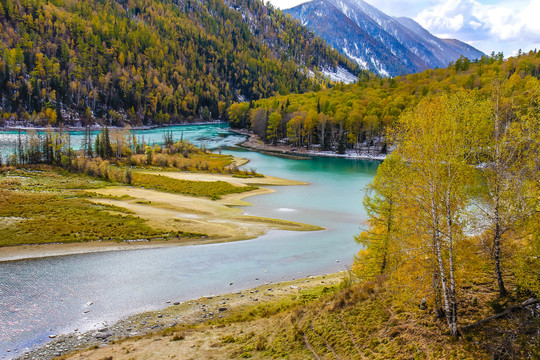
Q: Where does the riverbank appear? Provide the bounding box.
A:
[12,272,346,360]
[231,129,387,161]
[0,170,323,262]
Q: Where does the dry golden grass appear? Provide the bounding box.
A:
[62,270,539,360]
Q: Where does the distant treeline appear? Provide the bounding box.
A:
[0,0,360,127]
[229,51,540,153]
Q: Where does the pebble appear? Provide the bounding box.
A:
[95,332,111,340]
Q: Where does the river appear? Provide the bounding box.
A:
[0,124,379,358]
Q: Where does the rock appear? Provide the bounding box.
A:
[206,296,213,300]
[229,283,233,285]
[219,307,228,312]
[420,298,427,310]
[255,278,259,280]
[85,301,93,306]
[157,315,163,318]
[174,302,180,305]
[290,285,298,289]
[166,300,171,303]
[95,332,111,340]
[48,335,56,339]
[97,327,108,332]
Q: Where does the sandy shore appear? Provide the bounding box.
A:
[16,272,346,360]
[0,171,323,262]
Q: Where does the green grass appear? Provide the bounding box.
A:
[0,167,174,247]
[131,172,258,200]
[212,285,341,326]
[0,166,113,191]
[0,189,167,246]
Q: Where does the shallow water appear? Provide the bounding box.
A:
[0,124,379,358]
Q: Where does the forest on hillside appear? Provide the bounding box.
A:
[230,52,540,154]
[0,0,360,127]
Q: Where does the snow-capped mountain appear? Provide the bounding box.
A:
[285,0,485,77]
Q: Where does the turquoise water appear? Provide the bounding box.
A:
[0,124,379,358]
[0,123,243,162]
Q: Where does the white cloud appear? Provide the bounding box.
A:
[414,0,540,54]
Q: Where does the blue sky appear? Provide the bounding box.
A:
[269,0,540,57]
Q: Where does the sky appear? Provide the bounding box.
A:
[268,0,540,57]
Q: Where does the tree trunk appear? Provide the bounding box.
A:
[493,228,507,297]
[446,189,459,337]
[435,233,452,332]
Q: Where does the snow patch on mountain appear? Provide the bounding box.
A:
[285,0,485,77]
[321,67,358,83]
[343,48,368,69]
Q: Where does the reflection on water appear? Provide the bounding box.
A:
[0,124,379,358]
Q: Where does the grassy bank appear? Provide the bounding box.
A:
[130,172,258,200]
[56,271,538,360]
[0,162,320,250]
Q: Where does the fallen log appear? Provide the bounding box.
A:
[461,298,538,331]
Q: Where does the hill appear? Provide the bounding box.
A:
[0,0,360,127]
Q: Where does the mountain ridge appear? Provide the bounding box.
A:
[0,0,361,127]
[285,0,485,77]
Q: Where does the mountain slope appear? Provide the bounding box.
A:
[0,0,360,127]
[285,0,485,77]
